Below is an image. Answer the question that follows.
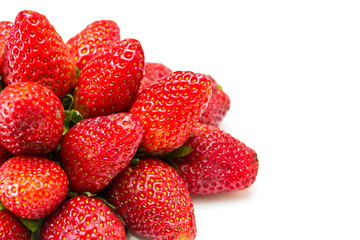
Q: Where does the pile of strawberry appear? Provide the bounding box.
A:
[0,10,258,240]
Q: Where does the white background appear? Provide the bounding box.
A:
[2,0,360,239]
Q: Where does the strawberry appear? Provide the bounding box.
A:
[0,209,31,240]
[130,71,212,154]
[138,62,172,94]
[1,10,77,98]
[145,62,172,82]
[199,75,230,126]
[107,158,196,240]
[173,123,259,195]
[0,143,11,166]
[59,112,143,193]
[66,20,121,71]
[41,195,126,240]
[0,156,68,219]
[73,38,145,118]
[0,82,64,156]
[0,21,12,69]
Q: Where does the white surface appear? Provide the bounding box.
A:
[2,0,360,239]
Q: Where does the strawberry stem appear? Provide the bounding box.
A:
[0,201,5,210]
[83,191,97,197]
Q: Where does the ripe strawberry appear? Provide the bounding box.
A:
[1,10,77,98]
[0,156,68,219]
[0,21,12,68]
[130,71,212,154]
[41,195,126,240]
[173,123,259,195]
[107,158,196,240]
[138,62,172,92]
[66,20,121,71]
[0,143,11,166]
[0,209,31,240]
[59,112,143,193]
[145,62,172,81]
[199,75,230,126]
[73,38,145,118]
[0,82,64,156]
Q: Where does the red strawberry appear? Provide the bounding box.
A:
[0,143,11,166]
[0,21,12,68]
[41,195,126,240]
[72,38,145,118]
[0,156,68,219]
[107,158,196,240]
[199,75,230,126]
[0,82,64,156]
[138,62,172,93]
[67,20,121,71]
[0,209,31,240]
[173,123,259,195]
[130,71,212,154]
[145,62,172,81]
[59,112,143,193]
[1,10,77,98]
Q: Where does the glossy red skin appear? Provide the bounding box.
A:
[199,75,230,126]
[174,123,259,195]
[138,62,172,93]
[1,10,77,98]
[41,195,126,240]
[0,156,68,219]
[59,112,143,193]
[0,21,12,68]
[73,38,145,118]
[130,71,212,154]
[0,82,64,156]
[107,158,196,240]
[67,20,121,71]
[0,209,31,240]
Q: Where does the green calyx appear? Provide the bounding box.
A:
[19,217,44,233]
[76,67,81,79]
[0,201,5,210]
[61,93,74,110]
[130,158,140,165]
[161,144,193,159]
[63,109,83,135]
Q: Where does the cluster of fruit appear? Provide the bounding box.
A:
[0,10,259,240]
